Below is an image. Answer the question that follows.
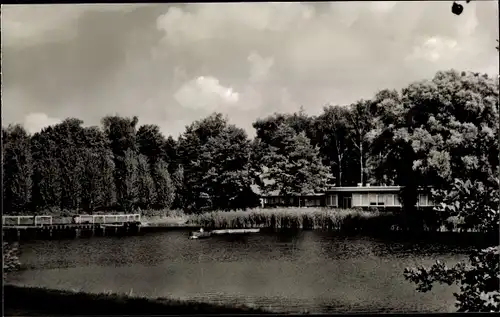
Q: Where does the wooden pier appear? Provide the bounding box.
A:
[2,214,142,241]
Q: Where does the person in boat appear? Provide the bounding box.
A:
[199,228,204,233]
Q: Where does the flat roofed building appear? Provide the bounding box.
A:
[324,185,433,209]
[252,183,434,209]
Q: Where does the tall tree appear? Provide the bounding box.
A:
[101,115,139,208]
[152,159,175,209]
[178,113,254,211]
[30,126,62,211]
[121,148,139,211]
[163,136,179,172]
[252,109,316,146]
[58,147,84,211]
[101,115,139,157]
[2,125,33,214]
[136,124,166,166]
[79,149,98,212]
[286,107,318,143]
[255,122,331,196]
[403,38,500,313]
[136,153,156,209]
[365,89,402,185]
[171,164,185,209]
[370,70,499,228]
[346,100,374,185]
[77,126,116,212]
[316,105,351,186]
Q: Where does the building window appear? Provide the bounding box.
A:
[419,194,429,206]
[361,194,369,206]
[381,194,391,206]
[395,194,401,206]
[352,194,361,206]
[377,194,385,206]
[369,193,377,206]
[327,194,338,207]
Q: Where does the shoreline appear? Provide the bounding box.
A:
[4,208,497,239]
[3,284,270,316]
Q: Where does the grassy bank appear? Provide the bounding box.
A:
[4,207,475,233]
[140,209,191,227]
[3,285,269,316]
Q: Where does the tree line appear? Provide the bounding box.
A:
[2,69,498,215]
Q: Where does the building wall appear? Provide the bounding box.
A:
[351,192,401,207]
[350,192,432,208]
[263,196,324,207]
[262,190,433,208]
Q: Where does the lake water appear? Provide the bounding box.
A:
[6,230,484,313]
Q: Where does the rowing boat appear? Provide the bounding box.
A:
[210,228,260,235]
[189,228,260,239]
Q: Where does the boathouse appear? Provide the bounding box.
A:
[324,184,433,209]
[253,184,434,209]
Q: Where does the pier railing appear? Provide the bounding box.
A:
[2,214,141,227]
[73,214,141,224]
[2,216,53,227]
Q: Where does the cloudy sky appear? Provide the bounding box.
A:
[2,1,499,138]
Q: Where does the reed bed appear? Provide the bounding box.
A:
[186,208,396,232]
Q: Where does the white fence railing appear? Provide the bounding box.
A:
[2,216,53,226]
[73,214,141,224]
[2,214,140,226]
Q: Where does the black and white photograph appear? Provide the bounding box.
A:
[2,1,499,315]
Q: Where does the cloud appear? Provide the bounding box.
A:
[247,51,275,83]
[156,3,314,46]
[23,113,61,134]
[1,4,150,48]
[2,2,498,138]
[174,76,240,112]
[370,1,397,14]
[406,36,461,63]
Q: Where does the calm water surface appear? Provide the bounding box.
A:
[7,230,478,313]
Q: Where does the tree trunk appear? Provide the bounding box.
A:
[360,143,364,185]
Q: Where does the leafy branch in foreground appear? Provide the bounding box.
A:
[404,246,500,312]
[405,175,500,312]
[432,179,500,233]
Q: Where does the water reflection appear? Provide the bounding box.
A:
[7,230,483,313]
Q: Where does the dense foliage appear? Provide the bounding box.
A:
[1,70,498,216]
[404,176,500,312]
[401,38,499,312]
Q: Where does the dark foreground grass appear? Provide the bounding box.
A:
[3,285,270,316]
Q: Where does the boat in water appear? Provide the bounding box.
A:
[189,228,260,239]
[189,231,211,239]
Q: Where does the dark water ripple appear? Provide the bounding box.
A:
[6,230,483,313]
